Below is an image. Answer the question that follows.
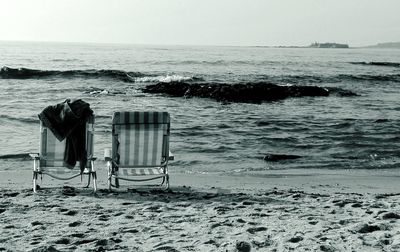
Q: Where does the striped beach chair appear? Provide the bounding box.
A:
[30,115,97,193]
[105,111,173,190]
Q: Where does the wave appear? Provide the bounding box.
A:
[0,66,145,82]
[350,61,400,68]
[257,73,400,84]
[2,66,399,86]
[0,66,202,84]
[161,59,278,66]
[0,115,38,124]
[0,153,30,160]
[134,75,202,83]
[51,58,81,62]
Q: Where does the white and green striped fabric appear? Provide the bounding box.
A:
[112,111,170,169]
[39,115,94,173]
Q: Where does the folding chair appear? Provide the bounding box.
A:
[30,115,97,192]
[105,111,174,190]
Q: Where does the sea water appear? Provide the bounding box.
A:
[0,41,399,175]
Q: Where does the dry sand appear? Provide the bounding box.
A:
[1,167,400,251]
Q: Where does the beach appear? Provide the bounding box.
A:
[1,167,400,251]
[1,42,400,251]
[1,0,400,250]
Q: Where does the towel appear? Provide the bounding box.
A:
[38,99,93,173]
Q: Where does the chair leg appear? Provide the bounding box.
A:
[84,173,91,188]
[160,176,166,186]
[165,174,170,189]
[33,171,38,193]
[160,174,169,190]
[107,163,112,191]
[92,172,97,192]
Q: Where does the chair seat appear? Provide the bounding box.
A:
[40,167,93,174]
[117,168,165,177]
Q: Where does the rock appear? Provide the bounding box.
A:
[143,81,331,103]
[263,154,302,162]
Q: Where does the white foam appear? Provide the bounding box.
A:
[135,75,193,83]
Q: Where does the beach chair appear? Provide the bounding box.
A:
[105,111,173,190]
[30,115,97,193]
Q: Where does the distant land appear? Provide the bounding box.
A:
[256,41,400,49]
[309,42,349,48]
[269,42,350,49]
[363,42,400,49]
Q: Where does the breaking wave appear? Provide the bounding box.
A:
[0,66,145,82]
[1,66,399,86]
[257,73,400,84]
[350,61,400,68]
[134,75,202,83]
[0,66,202,84]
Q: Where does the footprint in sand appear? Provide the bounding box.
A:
[68,221,82,227]
[31,221,43,226]
[247,226,267,234]
[357,224,381,233]
[64,210,78,216]
[381,212,400,219]
[98,214,110,221]
[54,237,70,245]
[69,233,86,238]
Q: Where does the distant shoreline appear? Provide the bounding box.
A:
[1,39,400,49]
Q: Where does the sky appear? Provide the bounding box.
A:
[0,0,399,47]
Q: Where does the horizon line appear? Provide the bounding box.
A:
[0,39,396,48]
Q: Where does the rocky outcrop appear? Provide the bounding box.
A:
[143,82,358,103]
[143,82,333,103]
[263,154,302,162]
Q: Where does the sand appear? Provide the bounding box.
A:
[1,167,400,251]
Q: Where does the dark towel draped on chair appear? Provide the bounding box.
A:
[38,99,93,173]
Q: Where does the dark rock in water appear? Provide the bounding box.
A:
[375,119,389,123]
[143,81,331,103]
[256,120,270,126]
[263,154,302,162]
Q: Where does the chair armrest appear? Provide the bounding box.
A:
[168,151,174,161]
[104,148,112,161]
[89,157,97,161]
[29,153,40,160]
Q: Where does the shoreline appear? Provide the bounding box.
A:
[1,167,399,194]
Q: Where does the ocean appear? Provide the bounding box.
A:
[0,41,399,175]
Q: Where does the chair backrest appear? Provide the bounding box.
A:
[112,111,170,168]
[39,115,94,168]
